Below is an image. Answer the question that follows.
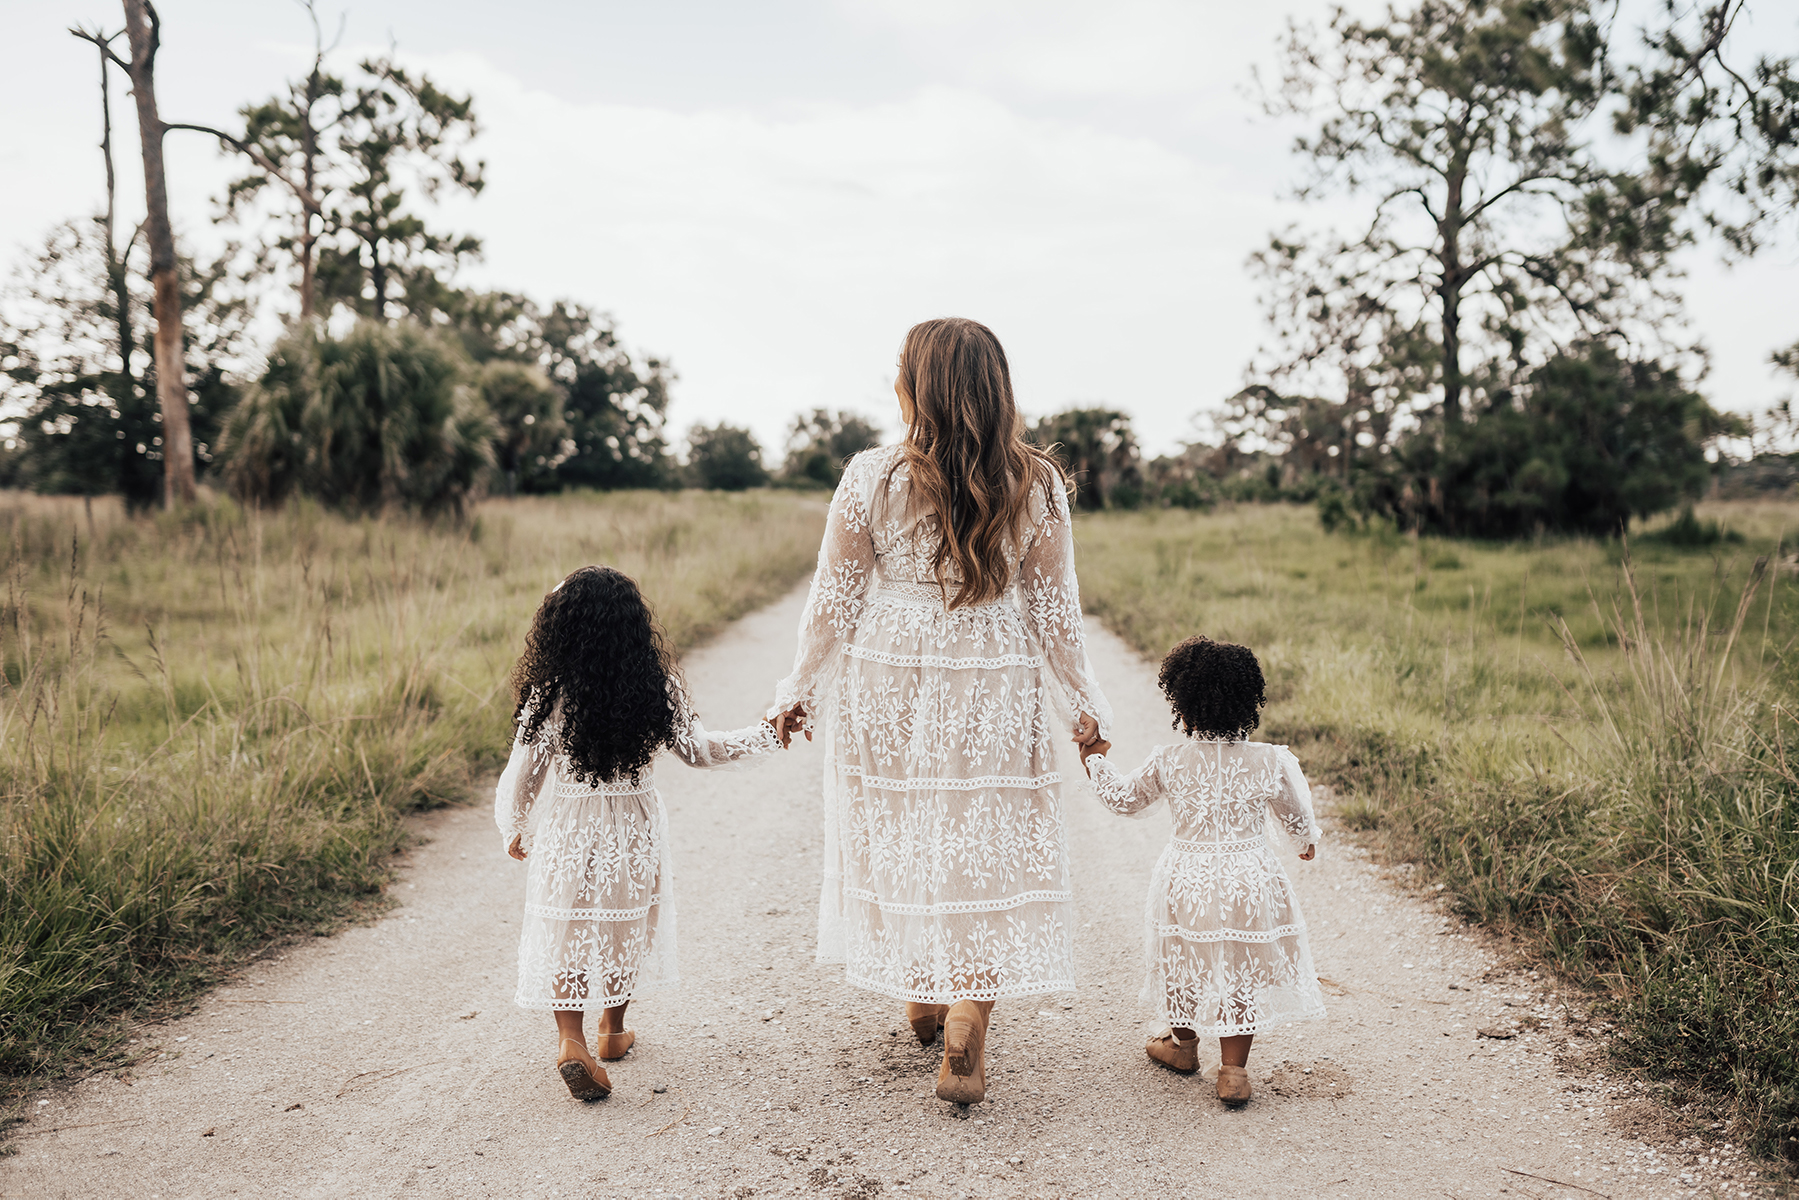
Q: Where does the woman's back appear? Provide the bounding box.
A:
[836,443,1054,596]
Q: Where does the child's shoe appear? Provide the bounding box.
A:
[905,1003,950,1045]
[1146,1032,1198,1073]
[934,1001,987,1104]
[596,1030,636,1061]
[1215,1064,1252,1107]
[557,1038,612,1101]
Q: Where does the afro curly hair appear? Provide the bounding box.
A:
[509,565,684,786]
[1158,636,1266,741]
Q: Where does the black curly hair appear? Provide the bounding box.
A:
[510,565,683,786]
[1158,636,1266,741]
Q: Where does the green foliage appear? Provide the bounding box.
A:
[439,291,674,491]
[219,321,493,515]
[686,422,768,491]
[1076,501,1799,1161]
[1030,408,1143,510]
[1358,345,1740,537]
[0,488,825,1090]
[477,360,564,496]
[0,221,249,509]
[780,409,883,488]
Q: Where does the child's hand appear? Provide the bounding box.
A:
[1298,843,1316,861]
[772,703,811,749]
[1079,737,1111,769]
[507,835,526,861]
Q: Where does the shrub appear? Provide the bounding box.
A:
[219,321,494,516]
[687,422,768,490]
[1357,345,1742,538]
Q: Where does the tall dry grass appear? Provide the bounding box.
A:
[0,489,824,1089]
[1076,501,1799,1165]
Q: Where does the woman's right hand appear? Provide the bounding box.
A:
[1072,713,1101,747]
[507,834,526,861]
[773,703,811,749]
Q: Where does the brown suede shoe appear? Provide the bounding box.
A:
[1146,1033,1199,1073]
[905,1003,951,1046]
[557,1038,612,1101]
[934,1001,988,1104]
[1215,1064,1252,1107]
[595,1029,636,1061]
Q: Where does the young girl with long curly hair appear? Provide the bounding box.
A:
[1079,636,1324,1108]
[497,565,783,1101]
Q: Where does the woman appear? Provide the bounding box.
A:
[769,317,1111,1104]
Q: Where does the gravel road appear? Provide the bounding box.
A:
[2,586,1762,1200]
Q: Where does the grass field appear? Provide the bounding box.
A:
[0,489,825,1094]
[1076,500,1799,1165]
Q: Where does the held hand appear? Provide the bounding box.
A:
[772,703,812,749]
[1072,713,1101,747]
[1079,737,1112,770]
[507,835,526,861]
[1299,843,1316,861]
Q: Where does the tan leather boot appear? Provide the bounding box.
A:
[934,1001,988,1104]
[905,1003,951,1045]
[1146,1033,1199,1073]
[557,1037,612,1101]
[1215,1064,1251,1107]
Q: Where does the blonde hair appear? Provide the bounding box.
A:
[892,317,1067,608]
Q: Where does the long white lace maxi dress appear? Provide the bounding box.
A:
[1085,739,1326,1035]
[494,692,781,1011]
[770,444,1113,1005]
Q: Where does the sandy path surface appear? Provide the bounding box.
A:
[4,586,1752,1200]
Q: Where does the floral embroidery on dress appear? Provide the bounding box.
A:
[1087,739,1326,1036]
[772,444,1112,1004]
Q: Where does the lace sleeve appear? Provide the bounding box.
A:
[1084,747,1167,818]
[493,723,554,853]
[1270,745,1322,845]
[769,453,878,717]
[1018,480,1114,738]
[671,678,782,767]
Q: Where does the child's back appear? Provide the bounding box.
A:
[1079,635,1325,1108]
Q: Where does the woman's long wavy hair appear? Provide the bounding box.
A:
[892,317,1067,608]
[509,565,682,786]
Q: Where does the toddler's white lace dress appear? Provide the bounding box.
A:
[770,444,1113,1004]
[494,688,780,1011]
[1085,739,1326,1035]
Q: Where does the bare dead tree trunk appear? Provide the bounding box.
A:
[120,0,195,508]
[96,36,136,426]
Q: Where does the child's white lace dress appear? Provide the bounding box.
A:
[1086,739,1326,1035]
[770,444,1113,1004]
[494,689,780,1011]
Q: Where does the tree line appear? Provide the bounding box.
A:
[2,0,1795,539]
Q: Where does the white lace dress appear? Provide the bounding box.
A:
[494,692,781,1011]
[1085,739,1326,1036]
[770,443,1113,1004]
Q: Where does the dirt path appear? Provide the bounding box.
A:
[3,586,1755,1200]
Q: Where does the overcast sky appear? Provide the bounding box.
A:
[4,0,1796,457]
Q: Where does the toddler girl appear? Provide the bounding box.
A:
[496,565,783,1100]
[1079,635,1324,1107]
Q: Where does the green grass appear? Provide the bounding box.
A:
[1075,500,1799,1168]
[0,488,825,1100]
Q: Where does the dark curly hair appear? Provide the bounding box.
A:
[1158,636,1266,741]
[510,565,683,786]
